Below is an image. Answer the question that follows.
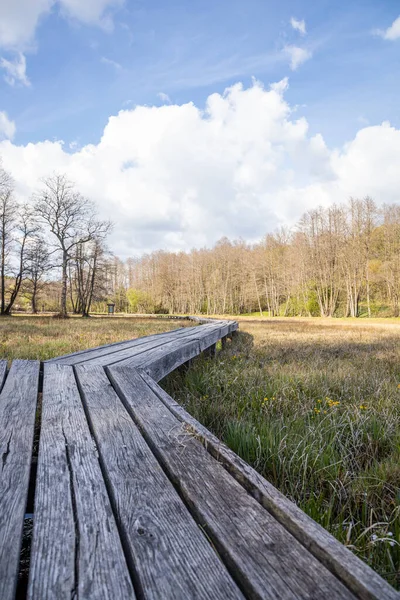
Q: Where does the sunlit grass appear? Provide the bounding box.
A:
[0,315,194,361]
[163,319,400,588]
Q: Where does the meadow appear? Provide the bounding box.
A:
[2,313,399,587]
[0,315,194,361]
[163,318,400,588]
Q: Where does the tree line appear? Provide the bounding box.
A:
[2,157,400,319]
[106,197,400,318]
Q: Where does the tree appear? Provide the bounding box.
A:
[25,236,52,313]
[0,163,37,315]
[34,173,111,317]
[126,288,154,313]
[0,164,15,314]
[4,206,38,315]
[70,237,111,317]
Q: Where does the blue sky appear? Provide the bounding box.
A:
[1,0,399,148]
[0,1,400,257]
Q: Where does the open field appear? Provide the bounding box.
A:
[163,318,400,588]
[0,316,195,361]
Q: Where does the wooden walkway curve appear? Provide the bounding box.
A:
[0,318,398,599]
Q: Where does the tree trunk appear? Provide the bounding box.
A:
[32,288,38,313]
[1,216,5,315]
[366,268,371,318]
[60,250,68,317]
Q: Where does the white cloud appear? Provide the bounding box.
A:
[0,79,399,258]
[59,0,125,30]
[290,17,306,35]
[158,92,172,104]
[101,56,122,71]
[0,0,53,49]
[0,0,125,90]
[0,112,16,140]
[0,53,30,86]
[0,0,125,50]
[376,15,400,41]
[284,45,312,70]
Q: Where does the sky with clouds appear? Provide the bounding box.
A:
[0,0,399,257]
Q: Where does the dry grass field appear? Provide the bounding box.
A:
[163,318,400,588]
[0,315,194,361]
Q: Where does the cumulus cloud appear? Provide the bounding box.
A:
[0,53,30,86]
[290,17,306,35]
[0,80,399,258]
[284,45,312,70]
[376,15,400,41]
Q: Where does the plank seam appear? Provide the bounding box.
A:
[61,426,80,599]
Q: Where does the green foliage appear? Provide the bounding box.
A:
[281,288,321,317]
[126,288,155,313]
[306,289,321,316]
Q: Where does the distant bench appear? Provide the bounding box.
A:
[0,318,398,599]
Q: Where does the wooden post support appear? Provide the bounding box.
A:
[178,358,193,374]
[221,336,227,349]
[205,343,217,358]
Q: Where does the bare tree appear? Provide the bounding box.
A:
[0,164,38,315]
[34,173,111,317]
[25,236,52,313]
[0,164,15,314]
[70,235,111,317]
[4,206,38,315]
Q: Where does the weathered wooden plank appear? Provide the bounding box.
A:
[141,324,232,380]
[127,338,202,381]
[109,366,356,600]
[78,325,205,368]
[47,326,192,365]
[75,364,243,600]
[142,372,399,600]
[48,318,235,368]
[28,363,135,600]
[0,360,40,600]
[117,324,228,381]
[0,359,7,391]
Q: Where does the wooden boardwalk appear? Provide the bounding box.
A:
[0,318,398,599]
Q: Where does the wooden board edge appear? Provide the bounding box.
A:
[140,370,399,600]
[0,360,8,392]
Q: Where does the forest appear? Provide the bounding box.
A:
[2,159,400,318]
[92,196,400,318]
